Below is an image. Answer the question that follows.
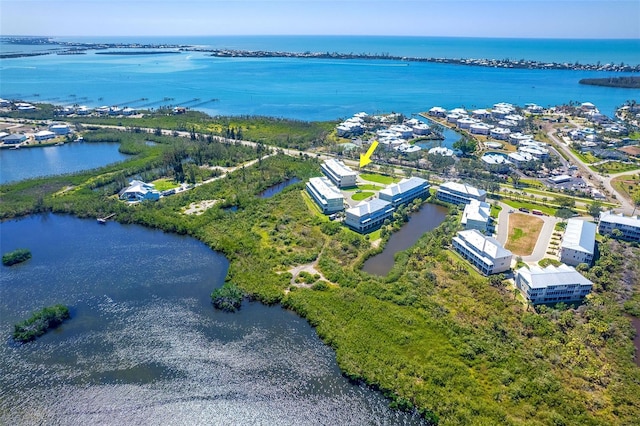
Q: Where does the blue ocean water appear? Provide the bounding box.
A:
[1,36,638,120]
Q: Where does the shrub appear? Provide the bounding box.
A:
[211,283,244,312]
[2,248,32,266]
[13,304,70,343]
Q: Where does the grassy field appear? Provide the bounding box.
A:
[591,161,640,174]
[501,199,559,216]
[344,183,384,192]
[505,213,544,256]
[359,173,397,185]
[612,173,640,203]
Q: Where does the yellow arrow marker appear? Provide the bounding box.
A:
[359,140,379,168]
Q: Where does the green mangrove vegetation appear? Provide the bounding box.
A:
[2,248,32,266]
[1,119,639,425]
[211,283,244,312]
[13,304,70,343]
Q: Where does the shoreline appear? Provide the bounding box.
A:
[2,36,638,72]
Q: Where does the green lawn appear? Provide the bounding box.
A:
[352,191,375,201]
[151,178,180,191]
[344,184,384,192]
[359,173,397,185]
[490,204,502,219]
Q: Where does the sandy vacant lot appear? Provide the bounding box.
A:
[505,213,544,256]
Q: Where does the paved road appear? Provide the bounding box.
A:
[544,124,634,215]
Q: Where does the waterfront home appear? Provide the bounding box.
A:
[50,124,71,135]
[446,113,462,124]
[598,211,640,242]
[96,106,110,115]
[395,143,422,154]
[15,102,36,111]
[452,229,513,275]
[0,98,9,107]
[498,119,520,129]
[457,117,477,130]
[560,219,597,266]
[436,181,487,205]
[410,122,431,135]
[472,109,491,119]
[2,133,27,144]
[428,106,447,117]
[481,154,512,172]
[388,124,414,139]
[508,132,533,145]
[344,199,394,233]
[109,106,123,115]
[306,176,345,214]
[321,159,357,188]
[122,107,137,116]
[469,123,491,135]
[525,103,544,114]
[461,200,492,232]
[378,177,430,208]
[490,127,511,140]
[34,130,56,141]
[515,264,593,304]
[119,180,161,202]
[76,105,91,115]
[519,146,549,159]
[428,147,454,157]
[507,151,534,167]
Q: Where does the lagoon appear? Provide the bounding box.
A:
[0,214,426,425]
[363,203,448,276]
[0,142,129,184]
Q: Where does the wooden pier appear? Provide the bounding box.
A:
[97,213,116,224]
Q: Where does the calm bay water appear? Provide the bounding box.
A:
[1,36,638,120]
[0,215,426,425]
[0,142,129,184]
[363,203,448,276]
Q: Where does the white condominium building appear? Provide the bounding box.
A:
[515,264,593,304]
[560,219,596,266]
[598,211,640,242]
[378,177,430,208]
[452,229,513,275]
[461,199,491,232]
[436,181,487,205]
[321,159,357,188]
[344,199,394,233]
[306,177,345,214]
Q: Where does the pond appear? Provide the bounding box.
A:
[363,203,448,276]
[258,176,301,198]
[0,142,130,184]
[0,214,427,425]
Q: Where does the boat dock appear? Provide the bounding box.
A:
[97,213,116,224]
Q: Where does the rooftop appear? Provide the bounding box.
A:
[347,198,392,218]
[379,177,429,198]
[599,211,640,227]
[516,264,592,289]
[439,181,487,198]
[562,219,596,255]
[456,229,512,260]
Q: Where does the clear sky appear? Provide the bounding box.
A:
[1,0,638,39]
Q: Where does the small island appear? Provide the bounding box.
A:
[211,283,244,312]
[2,248,32,266]
[13,304,71,343]
[579,76,640,88]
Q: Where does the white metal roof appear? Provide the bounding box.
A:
[562,219,596,255]
[516,264,592,289]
